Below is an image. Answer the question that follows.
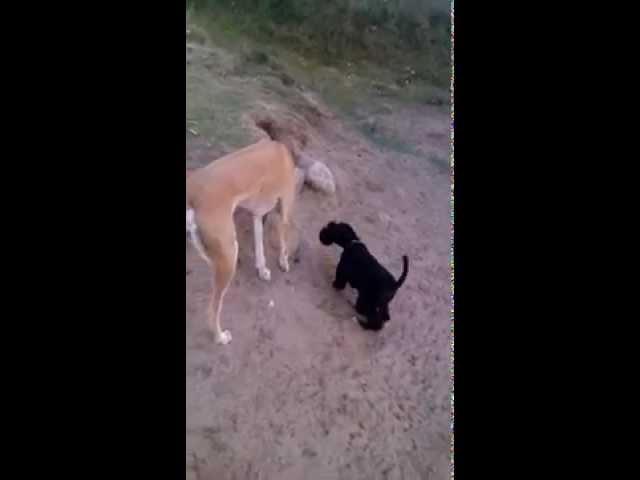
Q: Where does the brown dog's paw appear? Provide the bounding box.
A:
[257,266,271,281]
[215,330,232,345]
[279,255,290,272]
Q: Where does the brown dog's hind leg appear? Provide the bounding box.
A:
[200,219,238,345]
[276,185,295,272]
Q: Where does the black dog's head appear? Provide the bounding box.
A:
[319,221,359,248]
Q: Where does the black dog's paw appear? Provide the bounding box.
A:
[362,320,384,332]
[332,280,346,290]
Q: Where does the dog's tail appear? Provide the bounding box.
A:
[395,255,409,289]
[186,208,212,265]
[254,118,306,164]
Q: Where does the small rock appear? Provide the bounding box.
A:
[378,213,392,228]
[365,178,384,193]
[280,73,295,86]
[379,103,393,115]
[363,117,378,133]
[305,161,336,194]
[302,447,317,458]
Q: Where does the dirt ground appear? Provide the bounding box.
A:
[186,87,451,479]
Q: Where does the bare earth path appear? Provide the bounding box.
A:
[186,100,451,480]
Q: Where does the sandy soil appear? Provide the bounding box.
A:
[186,102,451,480]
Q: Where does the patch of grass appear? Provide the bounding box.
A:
[404,83,449,108]
[244,49,269,65]
[186,68,256,149]
[358,120,419,157]
[186,24,209,45]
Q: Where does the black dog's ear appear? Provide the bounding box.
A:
[325,221,338,229]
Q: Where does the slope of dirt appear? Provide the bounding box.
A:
[186,27,451,480]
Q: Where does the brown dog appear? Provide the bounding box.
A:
[186,139,296,345]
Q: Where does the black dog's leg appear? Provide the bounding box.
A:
[332,257,349,290]
[355,293,384,331]
[354,294,373,330]
[354,294,368,328]
[355,293,367,316]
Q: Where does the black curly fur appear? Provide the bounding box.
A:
[319,221,409,331]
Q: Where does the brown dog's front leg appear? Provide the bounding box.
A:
[253,215,271,281]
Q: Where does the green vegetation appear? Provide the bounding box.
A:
[186,0,450,88]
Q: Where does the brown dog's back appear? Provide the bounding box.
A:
[186,140,295,215]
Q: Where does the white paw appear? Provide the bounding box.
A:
[279,255,290,272]
[215,330,232,345]
[352,314,366,324]
[257,267,271,281]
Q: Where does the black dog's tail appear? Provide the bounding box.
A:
[395,255,409,289]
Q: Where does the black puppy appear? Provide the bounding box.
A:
[319,221,409,331]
